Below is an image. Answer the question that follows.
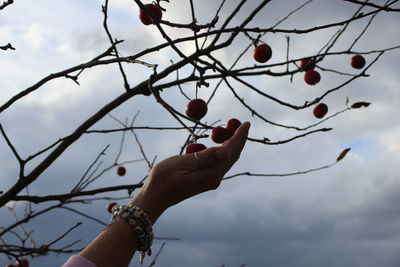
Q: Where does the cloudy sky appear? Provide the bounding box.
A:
[1,0,400,266]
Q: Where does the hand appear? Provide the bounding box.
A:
[78,122,250,267]
[130,121,251,223]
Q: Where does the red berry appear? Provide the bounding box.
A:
[226,118,241,136]
[300,58,315,71]
[107,202,118,213]
[139,4,162,25]
[185,143,207,154]
[16,259,29,267]
[211,127,230,144]
[313,103,328,119]
[351,55,365,69]
[117,166,126,176]
[304,70,321,85]
[185,99,208,121]
[253,44,272,63]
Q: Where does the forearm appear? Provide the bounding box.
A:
[79,194,165,267]
[80,217,138,267]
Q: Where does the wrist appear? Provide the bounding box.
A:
[129,192,165,225]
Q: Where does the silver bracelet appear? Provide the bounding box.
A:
[111,204,154,264]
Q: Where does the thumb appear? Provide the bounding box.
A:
[194,147,227,169]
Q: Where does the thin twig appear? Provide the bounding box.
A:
[348,0,391,50]
[71,145,110,193]
[102,0,130,91]
[0,124,23,164]
[60,207,107,226]
[45,222,82,248]
[344,0,400,11]
[148,242,166,267]
[223,163,337,181]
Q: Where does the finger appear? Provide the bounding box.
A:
[186,122,250,170]
[190,147,227,169]
[222,121,250,163]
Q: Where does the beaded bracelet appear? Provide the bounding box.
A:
[111,204,154,264]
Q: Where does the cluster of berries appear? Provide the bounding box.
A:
[137,5,367,146]
[252,42,366,119]
[184,97,242,154]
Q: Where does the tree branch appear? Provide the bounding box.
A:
[0,0,13,10]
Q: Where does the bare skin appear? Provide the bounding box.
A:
[79,122,251,267]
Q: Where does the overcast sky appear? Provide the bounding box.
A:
[1,0,400,266]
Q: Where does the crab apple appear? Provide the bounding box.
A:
[185,143,207,154]
[117,166,126,176]
[139,4,162,25]
[300,58,315,71]
[351,55,366,69]
[186,99,208,120]
[211,126,230,144]
[253,44,272,63]
[107,202,118,213]
[16,259,29,267]
[226,118,241,136]
[313,103,328,119]
[304,69,321,85]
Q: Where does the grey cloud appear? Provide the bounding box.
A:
[1,1,400,266]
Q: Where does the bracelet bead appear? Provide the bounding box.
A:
[111,204,153,264]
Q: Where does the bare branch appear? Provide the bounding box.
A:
[248,128,333,145]
[102,0,130,91]
[148,242,166,267]
[344,0,400,11]
[45,222,82,248]
[0,124,23,164]
[11,183,144,203]
[0,43,15,50]
[223,163,337,181]
[60,207,107,226]
[71,145,110,193]
[0,0,13,10]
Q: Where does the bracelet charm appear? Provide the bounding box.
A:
[111,204,153,264]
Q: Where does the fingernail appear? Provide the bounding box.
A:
[242,121,251,132]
